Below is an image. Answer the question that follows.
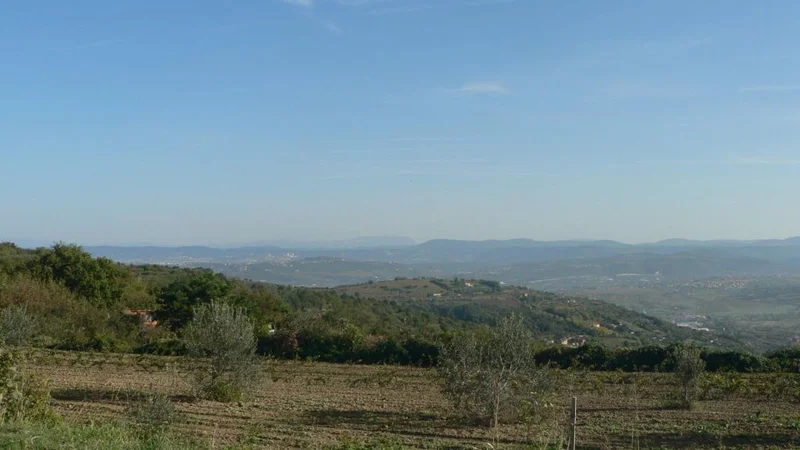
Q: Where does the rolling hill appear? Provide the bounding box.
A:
[331,278,742,349]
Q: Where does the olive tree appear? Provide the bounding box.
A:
[182,301,261,402]
[438,315,554,431]
[672,343,705,409]
[0,306,38,347]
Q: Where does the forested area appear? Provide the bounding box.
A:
[1,242,798,372]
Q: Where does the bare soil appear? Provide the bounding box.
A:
[25,351,800,449]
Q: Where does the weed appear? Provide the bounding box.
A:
[125,392,180,433]
[327,437,409,450]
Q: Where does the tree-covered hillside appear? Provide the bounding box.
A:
[333,278,741,348]
[0,242,738,362]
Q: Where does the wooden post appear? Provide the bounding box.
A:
[571,396,577,450]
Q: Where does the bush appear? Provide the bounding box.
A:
[704,350,765,373]
[672,343,705,409]
[126,393,180,433]
[608,346,669,372]
[0,349,57,424]
[438,315,554,430]
[765,347,800,373]
[182,301,261,402]
[0,306,38,347]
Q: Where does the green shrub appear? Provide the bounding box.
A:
[765,347,800,373]
[182,301,262,402]
[704,350,766,373]
[0,306,38,347]
[0,349,57,424]
[438,315,554,430]
[125,393,180,433]
[672,343,705,409]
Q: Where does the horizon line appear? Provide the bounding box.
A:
[4,235,799,249]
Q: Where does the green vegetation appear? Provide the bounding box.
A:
[0,306,38,347]
[539,275,800,351]
[183,301,260,402]
[26,243,128,308]
[672,343,706,409]
[438,315,554,432]
[0,421,202,450]
[2,240,799,448]
[0,349,54,424]
[125,393,181,434]
[155,271,232,330]
[1,242,799,374]
[335,278,750,349]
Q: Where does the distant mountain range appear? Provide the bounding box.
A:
[79,236,800,263]
[649,237,800,247]
[227,236,417,250]
[70,237,800,286]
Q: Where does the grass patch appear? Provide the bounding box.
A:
[326,437,411,450]
[0,421,204,450]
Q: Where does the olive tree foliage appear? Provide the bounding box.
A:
[672,343,705,408]
[182,301,261,402]
[438,315,554,430]
[0,306,38,347]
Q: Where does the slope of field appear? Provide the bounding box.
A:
[26,350,800,449]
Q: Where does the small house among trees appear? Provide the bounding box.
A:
[124,309,158,328]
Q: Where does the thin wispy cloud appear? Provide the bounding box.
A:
[734,156,800,165]
[323,21,343,35]
[448,82,511,95]
[282,0,314,7]
[281,0,344,35]
[738,85,800,93]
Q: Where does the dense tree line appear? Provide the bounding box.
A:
[534,343,800,373]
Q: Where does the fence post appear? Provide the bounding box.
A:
[571,396,577,450]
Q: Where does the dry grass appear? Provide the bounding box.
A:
[22,350,800,449]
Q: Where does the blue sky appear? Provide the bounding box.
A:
[2,0,800,245]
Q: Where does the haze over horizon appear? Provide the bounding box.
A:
[5,234,800,249]
[3,1,800,245]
